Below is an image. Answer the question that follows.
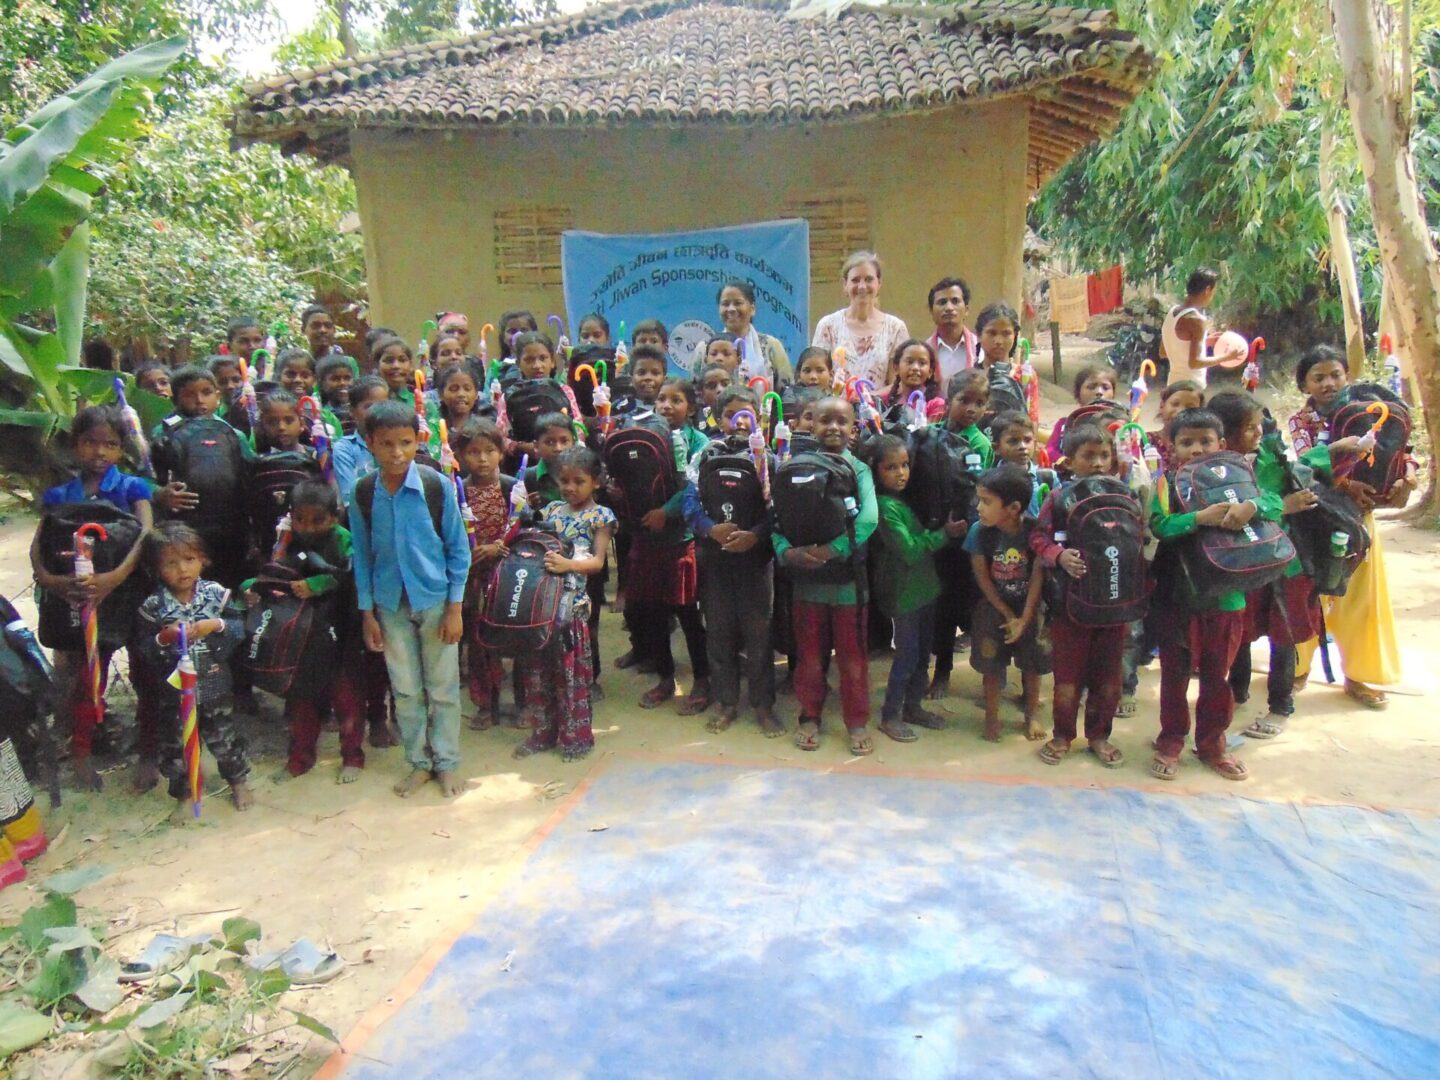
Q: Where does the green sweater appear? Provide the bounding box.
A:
[874,495,948,617]
[1150,475,1283,611]
[242,525,353,596]
[1253,439,1333,578]
[772,449,878,606]
[944,421,993,469]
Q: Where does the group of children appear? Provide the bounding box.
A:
[23,293,1416,836]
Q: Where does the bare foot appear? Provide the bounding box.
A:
[924,674,950,701]
[589,680,606,702]
[468,711,496,732]
[639,680,676,709]
[1024,717,1047,741]
[131,760,160,794]
[338,765,362,784]
[370,724,399,749]
[72,759,104,792]
[613,650,639,670]
[982,718,1002,743]
[706,707,737,734]
[757,710,785,738]
[436,770,464,797]
[170,799,195,825]
[270,766,296,783]
[393,769,432,797]
[231,781,255,811]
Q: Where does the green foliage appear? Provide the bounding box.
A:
[1029,0,1366,323]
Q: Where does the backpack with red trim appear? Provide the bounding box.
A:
[602,412,679,526]
[1328,383,1411,495]
[1170,451,1295,600]
[477,528,577,655]
[243,554,343,698]
[1045,475,1148,625]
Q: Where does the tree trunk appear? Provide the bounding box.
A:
[1319,120,1366,370]
[1331,0,1440,519]
[335,0,360,58]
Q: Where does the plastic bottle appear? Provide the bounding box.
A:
[5,618,55,681]
[1329,531,1349,558]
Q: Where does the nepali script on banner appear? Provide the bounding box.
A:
[561,220,810,375]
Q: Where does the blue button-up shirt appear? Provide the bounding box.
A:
[349,463,469,613]
[332,432,376,508]
[42,465,153,512]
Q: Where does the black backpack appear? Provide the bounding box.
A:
[477,528,577,655]
[567,344,617,416]
[772,452,863,586]
[1274,440,1371,597]
[985,364,1028,417]
[1329,383,1411,495]
[698,440,766,533]
[504,379,572,443]
[248,450,322,544]
[1046,476,1148,625]
[243,559,341,698]
[152,415,249,535]
[1170,451,1295,600]
[904,426,980,530]
[603,413,680,525]
[353,466,448,538]
[35,502,147,651]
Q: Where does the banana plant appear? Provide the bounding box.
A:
[0,37,186,445]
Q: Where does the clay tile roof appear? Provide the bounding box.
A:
[232,0,1155,187]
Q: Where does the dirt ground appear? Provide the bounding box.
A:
[3,340,1438,1077]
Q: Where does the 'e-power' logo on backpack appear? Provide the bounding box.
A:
[248,610,272,660]
[507,569,529,618]
[1104,545,1121,600]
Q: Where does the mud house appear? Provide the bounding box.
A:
[233,0,1154,339]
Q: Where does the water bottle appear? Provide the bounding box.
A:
[1329,531,1349,559]
[1384,356,1402,397]
[965,452,982,473]
[671,427,688,469]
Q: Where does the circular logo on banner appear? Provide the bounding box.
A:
[670,319,716,375]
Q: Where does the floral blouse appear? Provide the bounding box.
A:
[541,501,617,621]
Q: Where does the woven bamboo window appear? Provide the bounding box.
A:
[493,206,573,286]
[781,193,871,279]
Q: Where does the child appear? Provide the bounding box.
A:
[695,336,740,380]
[247,390,321,555]
[630,376,711,712]
[524,414,578,509]
[277,347,319,402]
[226,317,264,368]
[626,346,668,412]
[513,447,615,761]
[0,595,50,890]
[362,326,399,374]
[459,420,514,729]
[333,376,387,507]
[696,363,733,438]
[301,303,338,358]
[429,333,468,371]
[317,353,356,435]
[927,370,993,699]
[1288,345,1413,709]
[794,346,833,389]
[577,312,610,347]
[1149,408,1279,781]
[1032,425,1128,766]
[497,310,541,360]
[973,301,1041,436]
[134,522,253,817]
[135,362,172,400]
[883,339,945,422]
[965,465,1047,740]
[867,433,966,742]
[1148,380,1205,473]
[437,363,485,433]
[502,334,584,460]
[34,406,154,789]
[683,387,780,735]
[351,401,471,798]
[151,366,252,589]
[1208,391,1338,740]
[992,411,1059,515]
[632,318,678,375]
[1045,364,1119,463]
[773,396,878,755]
[372,335,442,456]
[243,480,365,781]
[208,353,245,407]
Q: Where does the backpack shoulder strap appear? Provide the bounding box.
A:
[417,466,447,537]
[355,473,377,526]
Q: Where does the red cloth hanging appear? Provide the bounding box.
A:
[1087,265,1124,316]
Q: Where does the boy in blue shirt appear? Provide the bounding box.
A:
[350,401,470,799]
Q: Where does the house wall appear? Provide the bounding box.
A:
[349,99,1028,351]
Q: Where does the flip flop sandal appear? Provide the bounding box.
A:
[1088,742,1125,769]
[1038,740,1070,766]
[1345,682,1388,710]
[638,687,673,709]
[1115,697,1137,718]
[119,932,213,984]
[794,722,821,752]
[1242,717,1287,740]
[904,708,947,731]
[878,719,918,743]
[677,693,712,717]
[1149,755,1179,781]
[848,734,875,756]
[246,938,345,987]
[1199,756,1249,782]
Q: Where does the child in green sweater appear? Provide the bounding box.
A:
[866,435,969,742]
